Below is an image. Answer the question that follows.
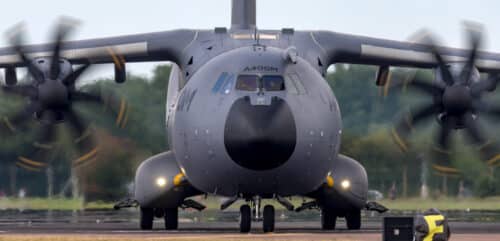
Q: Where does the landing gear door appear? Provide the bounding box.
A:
[166,63,185,147]
[167,64,185,115]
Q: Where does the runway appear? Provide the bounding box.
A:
[1,221,499,241]
[0,210,499,240]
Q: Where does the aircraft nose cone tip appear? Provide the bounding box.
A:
[224,97,296,171]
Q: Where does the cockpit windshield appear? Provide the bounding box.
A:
[236,75,259,91]
[262,75,285,91]
[235,75,286,92]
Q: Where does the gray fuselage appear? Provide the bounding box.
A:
[166,31,342,197]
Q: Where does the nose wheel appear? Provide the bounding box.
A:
[239,204,251,233]
[263,205,275,233]
[239,196,275,233]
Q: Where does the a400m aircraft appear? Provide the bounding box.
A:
[2,0,500,233]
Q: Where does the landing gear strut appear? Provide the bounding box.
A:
[251,196,262,221]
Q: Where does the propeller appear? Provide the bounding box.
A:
[391,25,500,176]
[1,20,128,171]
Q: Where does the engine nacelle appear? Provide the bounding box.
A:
[134,151,200,208]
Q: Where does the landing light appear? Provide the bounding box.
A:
[156,177,167,187]
[341,179,351,190]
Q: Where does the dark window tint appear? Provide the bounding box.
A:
[262,75,285,91]
[236,75,259,91]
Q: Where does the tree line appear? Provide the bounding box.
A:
[0,64,498,201]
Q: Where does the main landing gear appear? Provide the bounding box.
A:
[238,196,276,233]
[138,199,205,230]
[140,207,154,230]
[164,208,179,230]
[321,208,337,230]
[140,207,179,230]
[320,207,361,230]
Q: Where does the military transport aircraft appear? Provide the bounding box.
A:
[1,0,500,233]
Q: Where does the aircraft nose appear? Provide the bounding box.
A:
[224,96,296,171]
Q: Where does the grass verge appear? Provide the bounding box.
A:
[1,196,500,211]
[379,196,500,210]
[0,198,112,210]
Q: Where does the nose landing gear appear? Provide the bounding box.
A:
[238,196,275,233]
[263,205,275,233]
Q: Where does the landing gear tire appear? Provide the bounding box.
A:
[164,208,179,230]
[263,205,275,233]
[321,208,337,230]
[346,210,361,230]
[239,204,251,233]
[140,207,154,230]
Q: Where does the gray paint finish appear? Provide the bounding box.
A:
[135,151,201,208]
[231,0,256,30]
[172,46,341,197]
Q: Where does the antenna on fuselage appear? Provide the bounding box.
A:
[255,27,260,45]
[231,0,256,30]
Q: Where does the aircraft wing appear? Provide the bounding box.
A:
[311,31,500,73]
[0,29,197,67]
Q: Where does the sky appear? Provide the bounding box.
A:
[0,0,499,80]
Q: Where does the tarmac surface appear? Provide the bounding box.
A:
[0,221,499,240]
[0,210,499,240]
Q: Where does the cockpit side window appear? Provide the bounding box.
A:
[236,75,259,91]
[262,75,285,91]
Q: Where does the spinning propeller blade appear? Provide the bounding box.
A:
[1,19,126,171]
[391,24,500,176]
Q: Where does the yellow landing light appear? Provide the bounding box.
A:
[173,173,186,187]
[341,179,351,190]
[156,177,167,187]
[326,175,334,188]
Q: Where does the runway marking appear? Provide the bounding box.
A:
[108,232,380,240]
